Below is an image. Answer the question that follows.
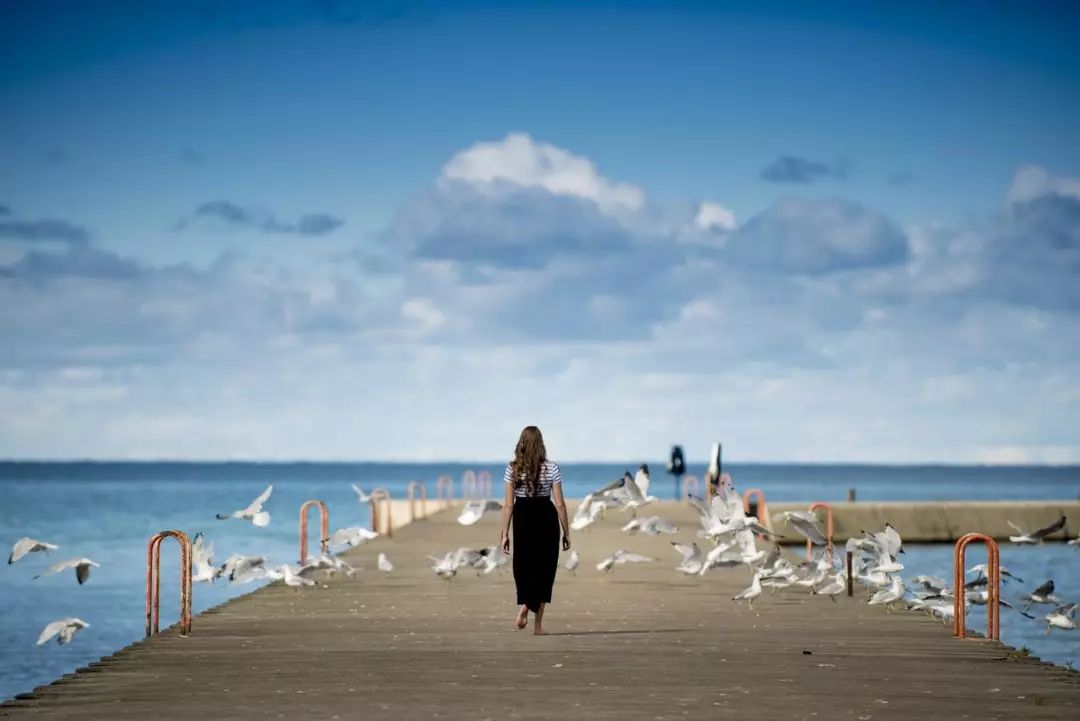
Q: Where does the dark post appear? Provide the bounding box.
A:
[845,551,854,596]
[847,488,856,502]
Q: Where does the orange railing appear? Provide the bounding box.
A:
[477,470,493,498]
[436,474,454,503]
[742,488,767,525]
[407,480,428,522]
[146,530,192,637]
[299,499,329,564]
[461,470,478,499]
[807,501,835,562]
[681,475,699,497]
[370,487,393,539]
[953,533,1000,641]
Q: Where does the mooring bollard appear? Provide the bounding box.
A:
[742,488,767,526]
[807,501,835,562]
[407,480,428,522]
[681,475,699,498]
[477,470,492,498]
[953,532,1000,640]
[436,474,454,504]
[299,500,329,564]
[370,488,393,538]
[146,530,192,637]
[461,470,478,499]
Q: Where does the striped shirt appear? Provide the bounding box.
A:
[504,460,563,498]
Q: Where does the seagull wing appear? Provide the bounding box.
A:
[671,542,699,562]
[1005,520,1026,536]
[36,619,69,645]
[351,484,371,502]
[1031,516,1067,539]
[618,552,654,563]
[35,558,78,578]
[623,473,644,503]
[243,484,273,515]
[75,561,93,585]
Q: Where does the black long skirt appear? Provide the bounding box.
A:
[512,496,560,612]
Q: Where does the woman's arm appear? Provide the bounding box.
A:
[552,482,571,550]
[500,477,514,554]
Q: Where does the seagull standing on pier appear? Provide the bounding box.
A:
[378,553,393,573]
[216,484,273,527]
[732,572,762,608]
[9,537,58,564]
[36,618,89,646]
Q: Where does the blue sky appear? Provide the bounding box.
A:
[1,1,1078,462]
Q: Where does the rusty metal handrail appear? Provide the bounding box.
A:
[461,470,478,499]
[146,530,192,637]
[407,481,428,522]
[436,474,454,503]
[370,488,393,538]
[299,499,329,564]
[807,501,835,562]
[742,488,767,525]
[477,470,492,498]
[682,475,699,498]
[953,533,1000,640]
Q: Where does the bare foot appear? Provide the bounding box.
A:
[533,626,547,636]
[516,605,528,630]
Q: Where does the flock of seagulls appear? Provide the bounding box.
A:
[8,483,393,647]
[8,468,1079,653]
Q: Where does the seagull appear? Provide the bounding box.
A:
[377,552,393,573]
[474,546,511,575]
[191,532,215,583]
[910,575,949,596]
[596,549,653,572]
[429,552,460,581]
[267,564,316,587]
[967,564,1023,583]
[215,554,267,584]
[671,542,703,575]
[457,499,503,526]
[1068,533,1080,548]
[9,537,59,564]
[1007,516,1067,544]
[699,540,742,575]
[813,572,847,601]
[564,550,580,575]
[300,554,357,578]
[1045,603,1078,633]
[772,511,828,546]
[868,576,906,609]
[622,516,678,535]
[36,618,89,646]
[965,590,1035,619]
[634,464,651,498]
[619,471,658,514]
[216,484,273,527]
[1021,579,1061,610]
[34,558,100,585]
[732,572,762,608]
[570,494,605,531]
[327,526,378,549]
[351,484,372,503]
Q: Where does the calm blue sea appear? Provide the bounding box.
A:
[1,461,1078,700]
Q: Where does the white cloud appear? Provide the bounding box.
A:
[694,201,737,232]
[1005,164,1080,205]
[441,132,645,215]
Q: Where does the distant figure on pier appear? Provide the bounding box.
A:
[667,446,686,499]
[499,426,571,635]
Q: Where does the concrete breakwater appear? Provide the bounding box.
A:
[762,500,1080,544]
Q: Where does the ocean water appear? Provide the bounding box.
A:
[1,461,1078,701]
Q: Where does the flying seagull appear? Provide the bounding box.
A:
[622,516,678,535]
[457,499,503,526]
[216,485,273,527]
[327,526,378,549]
[1007,516,1066,544]
[772,511,828,546]
[596,549,653,572]
[34,558,100,585]
[36,618,89,646]
[9,537,58,564]
[351,484,373,503]
[1046,603,1078,633]
[1021,579,1061,610]
[191,533,215,583]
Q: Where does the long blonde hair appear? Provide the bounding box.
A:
[510,426,547,496]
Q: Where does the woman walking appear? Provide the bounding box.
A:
[500,426,571,635]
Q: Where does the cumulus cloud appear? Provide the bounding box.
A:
[1006,164,1080,205]
[760,155,847,184]
[694,202,737,232]
[184,200,344,236]
[723,197,908,274]
[442,132,645,215]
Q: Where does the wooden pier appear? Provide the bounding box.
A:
[2,502,1078,720]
